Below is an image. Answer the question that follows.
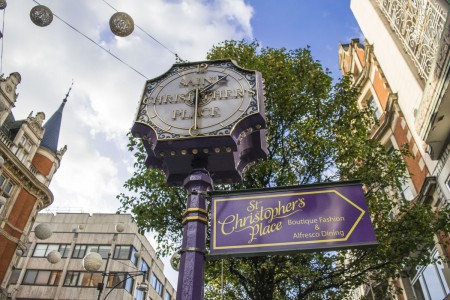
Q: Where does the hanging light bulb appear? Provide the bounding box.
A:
[34,223,53,240]
[30,5,53,27]
[47,250,62,264]
[170,251,180,271]
[109,12,134,37]
[0,0,7,10]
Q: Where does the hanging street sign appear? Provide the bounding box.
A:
[210,181,377,257]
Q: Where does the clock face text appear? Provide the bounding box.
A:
[142,62,257,138]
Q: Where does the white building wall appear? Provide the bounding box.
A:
[350,0,434,170]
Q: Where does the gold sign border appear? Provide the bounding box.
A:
[212,189,366,250]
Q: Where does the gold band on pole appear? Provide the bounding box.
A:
[182,216,208,225]
[182,207,208,217]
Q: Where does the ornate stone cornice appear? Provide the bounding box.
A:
[0,143,53,208]
[25,112,45,138]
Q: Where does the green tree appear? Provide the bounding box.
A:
[118,40,450,299]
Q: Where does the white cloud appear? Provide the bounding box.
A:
[3,0,254,285]
[4,0,253,210]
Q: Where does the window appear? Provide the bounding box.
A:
[139,259,149,281]
[64,271,80,286]
[106,272,134,293]
[113,245,137,264]
[135,289,147,300]
[72,245,87,258]
[0,174,15,197]
[15,135,33,163]
[72,244,111,259]
[86,245,111,259]
[124,276,134,293]
[63,271,102,287]
[79,272,103,287]
[164,290,171,300]
[8,269,21,285]
[130,247,138,265]
[150,272,163,296]
[411,249,450,299]
[22,270,62,286]
[367,95,382,120]
[33,244,70,258]
[107,273,125,288]
[400,182,414,201]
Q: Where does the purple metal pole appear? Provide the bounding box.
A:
[177,163,212,300]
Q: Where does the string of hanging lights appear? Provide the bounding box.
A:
[28,1,135,37]
[0,1,186,77]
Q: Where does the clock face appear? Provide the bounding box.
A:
[136,60,259,140]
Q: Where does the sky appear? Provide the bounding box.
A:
[0,0,362,289]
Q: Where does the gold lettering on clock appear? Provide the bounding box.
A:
[172,107,221,120]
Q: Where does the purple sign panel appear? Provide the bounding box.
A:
[210,182,377,256]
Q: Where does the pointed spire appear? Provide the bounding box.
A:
[40,81,73,153]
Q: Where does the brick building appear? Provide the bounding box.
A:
[0,72,68,298]
[339,0,450,298]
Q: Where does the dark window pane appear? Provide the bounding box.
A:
[113,245,131,260]
[86,245,99,254]
[98,246,111,259]
[72,245,87,258]
[64,271,79,286]
[8,269,21,285]
[23,270,38,284]
[4,182,13,194]
[59,245,71,258]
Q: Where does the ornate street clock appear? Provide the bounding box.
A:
[132,59,267,186]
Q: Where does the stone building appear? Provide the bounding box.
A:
[0,72,68,299]
[7,213,176,300]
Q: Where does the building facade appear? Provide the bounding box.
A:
[0,72,68,299]
[6,213,176,300]
[339,0,450,299]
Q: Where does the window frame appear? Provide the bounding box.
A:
[33,243,71,258]
[150,272,163,296]
[72,244,111,259]
[63,271,103,287]
[22,269,62,286]
[113,245,138,265]
[0,174,15,198]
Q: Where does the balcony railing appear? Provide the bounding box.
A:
[374,0,447,80]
